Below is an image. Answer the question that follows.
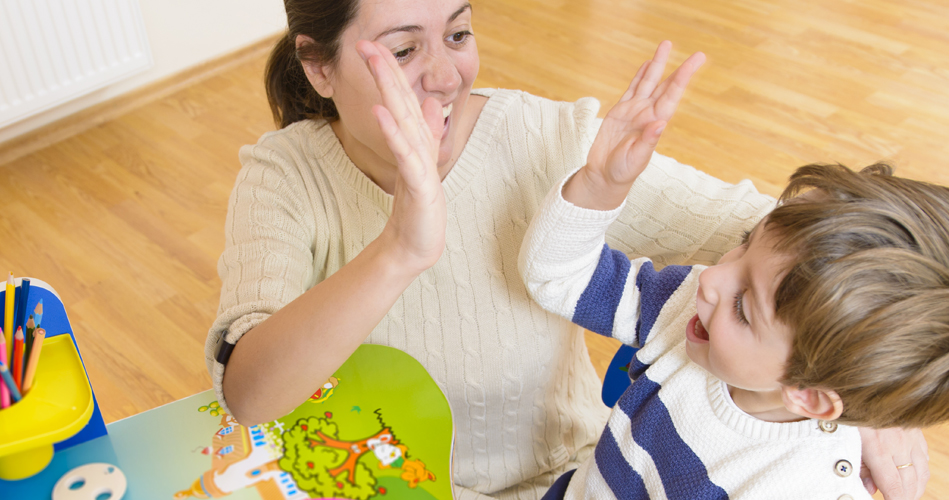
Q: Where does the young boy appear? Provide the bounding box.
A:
[518,50,949,500]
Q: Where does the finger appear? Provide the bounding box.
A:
[622,120,666,173]
[370,41,425,122]
[859,464,878,496]
[358,40,425,133]
[372,105,428,186]
[909,431,931,500]
[896,458,918,500]
[620,61,650,103]
[858,429,907,500]
[366,53,420,136]
[420,97,444,144]
[363,50,430,152]
[652,52,706,120]
[634,40,672,99]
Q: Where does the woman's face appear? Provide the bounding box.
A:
[312,0,479,173]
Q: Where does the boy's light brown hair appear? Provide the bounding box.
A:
[766,163,949,428]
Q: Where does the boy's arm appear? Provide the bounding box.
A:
[519,174,694,348]
[520,41,703,345]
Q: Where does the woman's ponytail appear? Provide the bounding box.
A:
[265,0,358,129]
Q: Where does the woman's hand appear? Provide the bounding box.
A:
[356,40,447,273]
[858,427,930,500]
[564,41,705,210]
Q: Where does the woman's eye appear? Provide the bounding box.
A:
[393,47,414,62]
[733,291,749,326]
[448,30,472,45]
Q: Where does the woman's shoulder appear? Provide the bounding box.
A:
[238,119,339,174]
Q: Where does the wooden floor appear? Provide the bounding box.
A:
[1,0,947,496]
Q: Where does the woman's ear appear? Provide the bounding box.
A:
[781,385,844,421]
[295,34,335,98]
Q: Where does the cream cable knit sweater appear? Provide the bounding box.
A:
[205,88,775,499]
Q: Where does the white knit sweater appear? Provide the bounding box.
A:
[205,88,774,499]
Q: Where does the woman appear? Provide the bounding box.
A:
[205,0,929,498]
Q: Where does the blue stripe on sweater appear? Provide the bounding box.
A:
[614,375,728,500]
[634,263,692,346]
[628,353,650,380]
[573,244,631,336]
[595,425,649,499]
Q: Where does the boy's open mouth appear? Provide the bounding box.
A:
[687,314,710,343]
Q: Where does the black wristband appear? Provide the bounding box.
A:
[216,332,235,366]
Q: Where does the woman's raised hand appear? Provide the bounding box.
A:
[357,40,447,273]
[565,41,705,210]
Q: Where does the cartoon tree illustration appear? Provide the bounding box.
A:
[280,416,396,500]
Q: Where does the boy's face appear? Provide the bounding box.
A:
[686,223,795,392]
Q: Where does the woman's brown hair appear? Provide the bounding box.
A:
[266,0,359,128]
[766,163,949,428]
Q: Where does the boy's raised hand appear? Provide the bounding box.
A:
[564,41,705,210]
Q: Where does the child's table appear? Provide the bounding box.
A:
[1,344,454,500]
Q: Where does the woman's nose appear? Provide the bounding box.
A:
[420,48,461,94]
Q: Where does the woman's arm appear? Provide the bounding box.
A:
[217,40,447,426]
[220,236,430,425]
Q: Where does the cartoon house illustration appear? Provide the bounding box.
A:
[174,416,307,500]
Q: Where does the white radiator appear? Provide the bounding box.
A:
[0,0,152,128]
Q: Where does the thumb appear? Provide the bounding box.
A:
[860,463,878,495]
[420,97,444,143]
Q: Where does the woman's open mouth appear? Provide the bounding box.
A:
[442,103,453,135]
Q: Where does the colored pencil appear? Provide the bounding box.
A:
[22,316,34,381]
[4,273,13,359]
[12,328,23,389]
[34,299,43,329]
[0,330,8,408]
[0,361,21,403]
[22,328,44,395]
[15,278,29,337]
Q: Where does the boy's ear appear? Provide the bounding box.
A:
[781,385,844,421]
[295,35,335,99]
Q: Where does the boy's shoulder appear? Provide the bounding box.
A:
[601,349,872,499]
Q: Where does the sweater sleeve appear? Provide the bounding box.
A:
[519,173,694,348]
[204,133,320,414]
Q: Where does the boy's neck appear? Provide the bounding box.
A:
[728,386,806,423]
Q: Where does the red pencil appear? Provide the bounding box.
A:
[12,327,24,390]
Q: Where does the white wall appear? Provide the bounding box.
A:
[0,0,287,144]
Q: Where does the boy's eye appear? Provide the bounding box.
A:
[734,291,749,326]
[740,229,752,247]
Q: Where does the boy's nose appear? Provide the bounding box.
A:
[696,267,719,306]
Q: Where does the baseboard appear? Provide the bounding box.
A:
[0,33,282,167]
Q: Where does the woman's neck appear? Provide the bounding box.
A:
[728,385,805,423]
